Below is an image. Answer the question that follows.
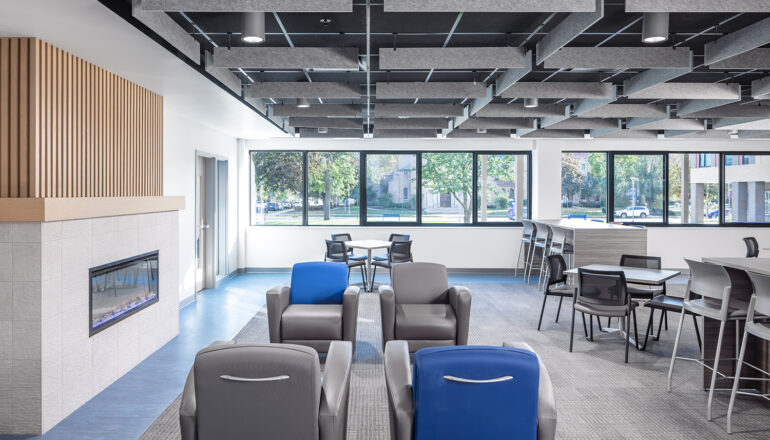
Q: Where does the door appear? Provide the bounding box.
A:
[196,155,228,294]
[195,156,208,293]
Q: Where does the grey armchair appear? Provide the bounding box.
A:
[380,262,471,353]
[383,340,557,440]
[180,340,353,440]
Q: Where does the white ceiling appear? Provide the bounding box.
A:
[0,0,288,140]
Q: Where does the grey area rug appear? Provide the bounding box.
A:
[141,282,770,440]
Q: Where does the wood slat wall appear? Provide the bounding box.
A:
[0,37,163,198]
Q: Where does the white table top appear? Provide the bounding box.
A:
[702,257,770,276]
[564,264,681,285]
[345,240,391,250]
[533,219,644,231]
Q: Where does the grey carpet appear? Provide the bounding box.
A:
[140,282,770,439]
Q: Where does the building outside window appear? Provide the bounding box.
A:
[365,154,417,223]
[561,152,607,219]
[421,152,473,224]
[612,154,664,223]
[477,154,529,222]
[724,154,770,223]
[668,153,720,224]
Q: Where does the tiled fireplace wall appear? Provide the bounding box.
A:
[0,211,180,434]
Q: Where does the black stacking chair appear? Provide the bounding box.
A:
[330,233,367,261]
[374,234,411,262]
[372,240,413,280]
[744,237,759,258]
[537,255,577,331]
[324,239,368,290]
[571,268,639,363]
[608,255,665,329]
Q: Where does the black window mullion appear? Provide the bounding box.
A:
[719,152,726,225]
[472,153,478,224]
[663,153,669,225]
[607,152,614,223]
[302,151,308,226]
[361,153,367,225]
[416,152,422,225]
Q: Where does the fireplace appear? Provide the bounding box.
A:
[89,251,160,336]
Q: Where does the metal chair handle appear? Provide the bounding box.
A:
[443,375,513,384]
[220,374,290,382]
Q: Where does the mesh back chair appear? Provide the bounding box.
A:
[608,255,664,329]
[516,220,537,278]
[372,240,413,280]
[325,240,368,291]
[743,237,759,258]
[538,255,577,331]
[571,268,639,363]
[330,233,367,261]
[728,272,770,433]
[668,259,749,421]
[374,233,411,262]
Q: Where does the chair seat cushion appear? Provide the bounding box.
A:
[685,298,748,319]
[349,254,367,261]
[395,304,457,340]
[645,294,684,312]
[574,300,638,317]
[281,304,343,340]
[548,283,576,295]
[373,254,389,261]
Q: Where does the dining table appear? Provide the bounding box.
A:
[345,239,391,292]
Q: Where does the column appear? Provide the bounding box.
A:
[747,181,766,223]
[690,183,704,223]
[681,154,690,223]
[731,181,748,223]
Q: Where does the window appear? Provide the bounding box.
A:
[477,153,529,222]
[724,154,770,223]
[421,152,473,224]
[612,154,664,223]
[668,153,720,224]
[251,151,304,225]
[365,154,417,223]
[307,152,360,225]
[561,152,607,220]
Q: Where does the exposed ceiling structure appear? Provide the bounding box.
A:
[121,0,770,139]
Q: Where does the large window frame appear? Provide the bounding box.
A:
[250,150,532,227]
[563,150,770,227]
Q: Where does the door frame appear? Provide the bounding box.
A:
[195,151,229,295]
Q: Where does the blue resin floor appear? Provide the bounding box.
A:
[3,271,514,440]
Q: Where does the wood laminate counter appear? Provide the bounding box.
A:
[531,219,647,266]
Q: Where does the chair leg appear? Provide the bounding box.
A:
[692,314,702,354]
[707,320,727,421]
[359,265,367,291]
[372,265,377,286]
[625,312,631,363]
[667,309,688,392]
[581,313,588,338]
[655,309,665,341]
[569,306,576,352]
[555,296,564,323]
[589,315,594,342]
[633,309,640,350]
[727,327,750,434]
[607,317,612,328]
[537,292,549,331]
[537,248,547,286]
[641,309,654,351]
[515,241,525,277]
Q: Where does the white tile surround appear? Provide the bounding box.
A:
[0,211,180,434]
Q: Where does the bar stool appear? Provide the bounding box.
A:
[517,220,537,278]
[546,226,574,284]
[727,271,770,434]
[532,225,553,288]
[667,259,749,421]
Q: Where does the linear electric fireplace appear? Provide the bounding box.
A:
[89,251,159,336]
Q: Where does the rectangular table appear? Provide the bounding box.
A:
[345,240,391,292]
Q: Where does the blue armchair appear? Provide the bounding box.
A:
[267,262,360,353]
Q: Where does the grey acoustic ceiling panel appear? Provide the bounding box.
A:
[596,129,657,139]
[713,118,770,130]
[752,76,770,100]
[626,83,741,100]
[132,0,200,63]
[676,102,770,119]
[666,130,732,139]
[212,47,359,70]
[272,104,361,117]
[249,82,360,99]
[676,99,742,116]
[448,129,511,138]
[373,129,438,138]
[383,0,596,12]
[626,1,770,12]
[544,47,691,69]
[379,47,527,70]
[376,82,487,99]
[476,103,569,118]
[579,104,668,118]
[459,118,535,129]
[536,0,604,64]
[495,50,533,97]
[375,118,449,129]
[521,129,585,139]
[738,130,770,139]
[704,17,770,65]
[546,118,620,130]
[288,117,362,129]
[375,103,464,118]
[628,118,706,130]
[622,65,692,97]
[499,82,614,99]
[299,128,364,138]
[709,49,770,69]
[140,0,353,12]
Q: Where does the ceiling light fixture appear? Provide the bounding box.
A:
[297,98,311,108]
[642,12,669,44]
[241,12,265,44]
[524,98,539,108]
[318,127,329,134]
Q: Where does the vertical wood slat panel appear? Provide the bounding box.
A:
[0,38,163,198]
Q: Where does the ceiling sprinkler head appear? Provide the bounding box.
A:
[320,17,332,26]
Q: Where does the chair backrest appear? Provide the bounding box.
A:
[550,226,566,249]
[684,259,731,301]
[389,233,411,242]
[290,261,348,305]
[744,237,759,258]
[577,268,629,308]
[747,272,770,320]
[389,240,412,263]
[546,255,567,286]
[412,346,540,440]
[392,262,448,304]
[521,219,535,236]
[534,222,551,241]
[324,239,347,261]
[193,343,321,440]
[620,254,661,270]
[331,233,352,242]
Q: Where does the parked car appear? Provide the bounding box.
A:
[614,206,649,218]
[266,202,278,211]
[705,208,730,219]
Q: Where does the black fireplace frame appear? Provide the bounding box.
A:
[89,250,160,336]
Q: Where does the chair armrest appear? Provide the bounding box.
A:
[380,285,396,345]
[179,366,197,440]
[384,340,414,440]
[449,286,472,345]
[319,341,353,440]
[266,285,291,343]
[503,342,557,440]
[342,286,360,349]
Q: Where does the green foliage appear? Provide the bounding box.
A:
[421,153,473,222]
[613,154,664,210]
[561,153,583,201]
[308,152,359,201]
[252,152,303,201]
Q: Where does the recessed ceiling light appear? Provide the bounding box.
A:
[297,98,311,108]
[241,12,265,44]
[642,12,669,44]
[524,98,539,108]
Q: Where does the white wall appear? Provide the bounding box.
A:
[240,136,770,271]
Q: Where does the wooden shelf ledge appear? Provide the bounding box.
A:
[0,197,185,222]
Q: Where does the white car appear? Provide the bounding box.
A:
[614,206,649,219]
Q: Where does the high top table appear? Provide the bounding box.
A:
[345,240,391,292]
